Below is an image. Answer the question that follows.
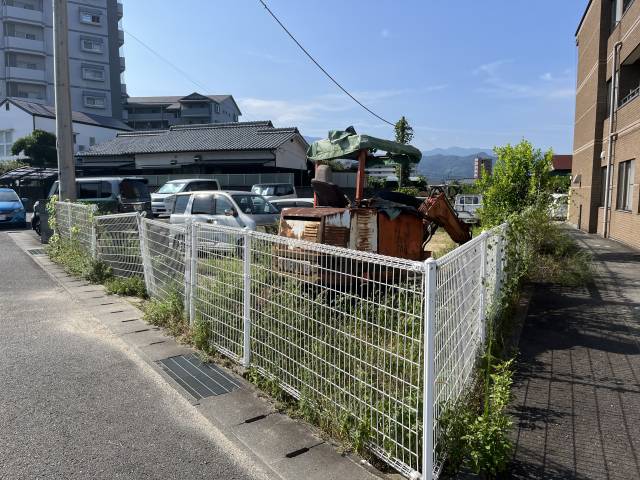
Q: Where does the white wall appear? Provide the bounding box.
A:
[275,136,307,170]
[0,100,125,161]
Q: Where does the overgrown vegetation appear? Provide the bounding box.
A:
[105,276,147,298]
[142,290,188,338]
[0,159,26,175]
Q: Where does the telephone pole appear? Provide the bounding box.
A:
[53,0,76,201]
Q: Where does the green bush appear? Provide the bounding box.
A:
[47,234,112,283]
[105,276,147,298]
[142,290,187,338]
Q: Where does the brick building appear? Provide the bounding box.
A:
[570,0,640,249]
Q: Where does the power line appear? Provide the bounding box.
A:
[257,0,395,127]
[123,29,257,121]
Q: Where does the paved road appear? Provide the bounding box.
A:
[509,230,640,479]
[0,231,269,480]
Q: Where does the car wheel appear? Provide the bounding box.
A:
[33,216,41,235]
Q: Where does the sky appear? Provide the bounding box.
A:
[121,0,588,154]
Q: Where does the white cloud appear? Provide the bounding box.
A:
[474,60,575,100]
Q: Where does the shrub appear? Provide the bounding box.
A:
[142,290,188,338]
[105,276,147,298]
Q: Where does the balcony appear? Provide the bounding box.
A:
[119,56,125,72]
[181,106,211,117]
[117,2,123,20]
[6,66,45,82]
[4,35,44,51]
[117,29,124,46]
[120,83,127,96]
[3,5,43,23]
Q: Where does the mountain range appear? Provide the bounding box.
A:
[417,149,496,182]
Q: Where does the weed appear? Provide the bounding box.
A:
[142,290,188,338]
[105,276,147,298]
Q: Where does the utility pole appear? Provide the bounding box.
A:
[53,0,76,201]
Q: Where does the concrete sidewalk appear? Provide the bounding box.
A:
[5,230,383,480]
[509,230,640,479]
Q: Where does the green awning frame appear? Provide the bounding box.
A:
[307,127,422,167]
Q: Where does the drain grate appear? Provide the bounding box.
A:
[27,248,46,256]
[156,354,241,400]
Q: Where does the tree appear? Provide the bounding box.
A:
[11,130,57,168]
[394,116,415,187]
[477,139,552,227]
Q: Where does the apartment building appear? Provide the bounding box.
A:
[123,92,241,130]
[570,0,640,249]
[0,0,125,118]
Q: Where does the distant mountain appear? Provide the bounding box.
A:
[303,136,321,145]
[417,150,495,182]
[422,146,493,157]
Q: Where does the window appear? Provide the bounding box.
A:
[78,182,101,199]
[231,194,278,214]
[89,137,96,146]
[82,65,105,81]
[83,94,105,109]
[80,10,101,25]
[186,181,219,192]
[80,37,103,53]
[99,181,112,198]
[173,194,191,214]
[616,160,635,211]
[214,103,220,114]
[191,194,215,214]
[276,184,294,196]
[0,130,14,157]
[119,179,150,201]
[215,195,234,215]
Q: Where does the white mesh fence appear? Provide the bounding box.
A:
[55,201,96,253]
[138,218,189,303]
[54,204,509,480]
[94,213,144,278]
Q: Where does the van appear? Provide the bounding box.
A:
[250,183,297,200]
[32,177,152,234]
[151,178,221,216]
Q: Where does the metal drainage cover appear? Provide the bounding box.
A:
[156,354,241,400]
[27,248,46,256]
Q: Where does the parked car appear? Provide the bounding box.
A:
[550,193,569,220]
[250,183,297,200]
[454,194,483,224]
[151,178,221,216]
[269,197,315,211]
[169,191,279,231]
[32,177,152,235]
[0,188,27,229]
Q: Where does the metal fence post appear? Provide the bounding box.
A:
[478,231,488,343]
[189,221,198,327]
[183,219,192,320]
[422,257,437,480]
[137,215,155,296]
[242,227,252,367]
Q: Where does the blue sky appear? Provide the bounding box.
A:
[122,0,587,153]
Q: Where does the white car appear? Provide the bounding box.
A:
[250,183,297,200]
[151,179,221,216]
[454,194,482,224]
[269,198,314,211]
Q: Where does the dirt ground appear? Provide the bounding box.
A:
[426,229,457,258]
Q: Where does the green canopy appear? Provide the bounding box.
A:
[307,127,422,167]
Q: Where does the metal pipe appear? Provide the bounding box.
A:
[355,149,367,203]
[603,41,622,238]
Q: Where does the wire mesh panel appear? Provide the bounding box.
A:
[192,222,246,361]
[55,201,96,252]
[432,236,484,472]
[138,218,188,302]
[94,213,144,278]
[483,225,507,317]
[247,231,426,477]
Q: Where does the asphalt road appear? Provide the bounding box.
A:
[0,231,269,480]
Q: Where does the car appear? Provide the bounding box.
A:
[250,183,297,200]
[32,177,152,235]
[169,190,279,231]
[0,188,27,229]
[151,178,221,216]
[269,197,315,211]
[454,194,483,224]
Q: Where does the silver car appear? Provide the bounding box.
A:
[169,191,279,232]
[151,179,221,216]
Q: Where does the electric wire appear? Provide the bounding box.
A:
[257,0,395,127]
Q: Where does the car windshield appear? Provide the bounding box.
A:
[232,194,278,214]
[157,182,185,194]
[0,191,19,202]
[251,185,275,196]
[120,180,150,201]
